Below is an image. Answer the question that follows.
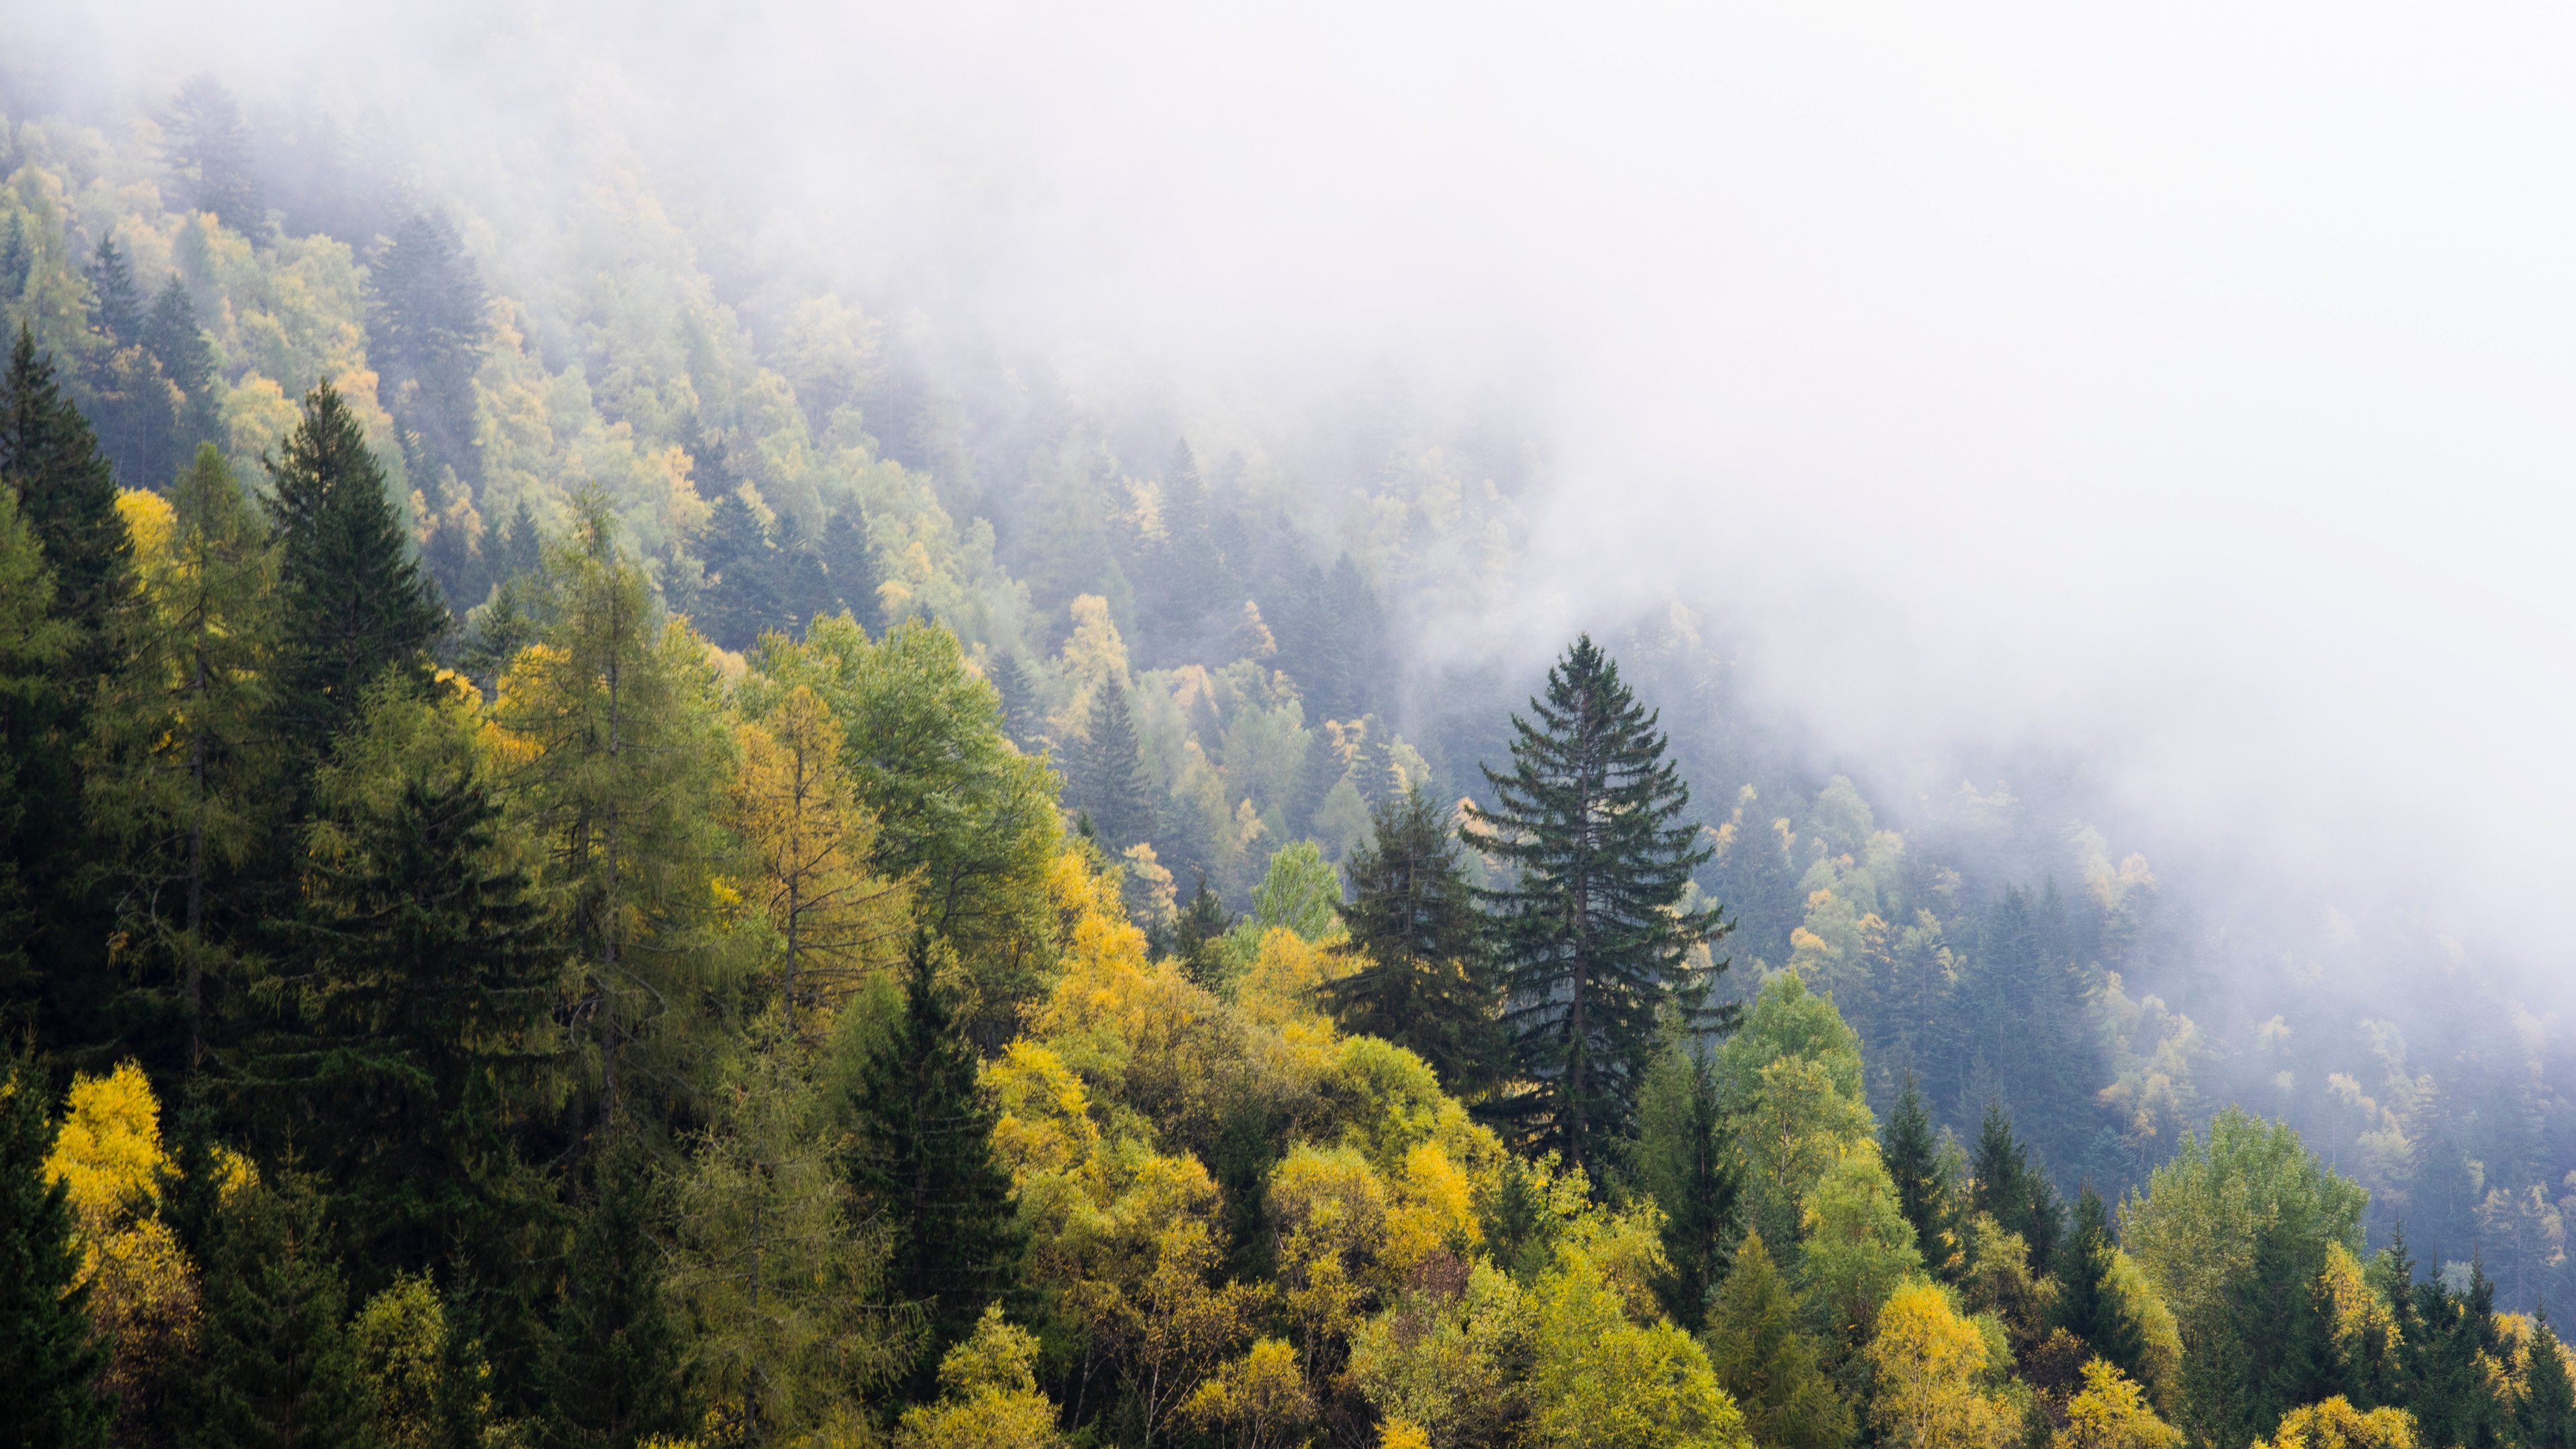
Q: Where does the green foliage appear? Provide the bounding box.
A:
[2057,1185,2149,1386]
[1464,635,1730,1170]
[1717,973,1876,1256]
[847,934,1024,1392]
[1077,678,1153,853]
[1702,1230,1852,1449]
[1636,1042,1739,1332]
[1883,1075,1958,1278]
[265,380,447,751]
[0,458,76,1002]
[1320,787,1500,1099]
[191,1167,360,1449]
[0,1049,113,1448]
[2521,1317,2575,1449]
[1248,839,1338,941]
[537,1129,687,1449]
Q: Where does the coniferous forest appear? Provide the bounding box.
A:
[5,68,2576,1449]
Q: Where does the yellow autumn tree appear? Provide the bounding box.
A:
[729,683,906,1034]
[898,1305,1067,1449]
[2252,1399,2418,1449]
[2057,1359,2182,1449]
[42,1061,200,1434]
[1867,1281,2015,1449]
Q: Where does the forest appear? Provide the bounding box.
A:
[5,69,2576,1449]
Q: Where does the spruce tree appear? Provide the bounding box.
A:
[142,275,221,461]
[1169,875,1234,989]
[0,1050,113,1449]
[847,933,1023,1397]
[539,1130,687,1449]
[0,470,74,1012]
[2055,1184,2148,1382]
[88,445,282,1069]
[162,74,266,236]
[1883,1073,1957,1277]
[1287,724,1346,838]
[266,380,447,752]
[1635,1043,1738,1332]
[1700,1230,1852,1449]
[366,212,486,485]
[695,488,782,652]
[89,237,142,344]
[1077,682,1152,852]
[1316,786,1498,1095]
[254,684,559,1293]
[1460,634,1729,1170]
[190,1169,358,1449]
[820,509,877,633]
[2522,1316,2576,1449]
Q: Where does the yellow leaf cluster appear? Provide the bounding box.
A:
[1867,1282,2016,1449]
[2253,1399,2419,1449]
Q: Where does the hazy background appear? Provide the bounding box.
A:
[17,0,2576,990]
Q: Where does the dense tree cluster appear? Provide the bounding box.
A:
[6,70,2576,1449]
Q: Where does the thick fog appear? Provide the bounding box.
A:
[19,1,2576,991]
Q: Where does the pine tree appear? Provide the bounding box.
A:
[1635,1042,1739,1332]
[253,683,560,1294]
[538,1129,687,1449]
[1316,787,1498,1095]
[1883,1074,1957,1277]
[366,213,486,486]
[190,1169,358,1449]
[2055,1184,2148,1382]
[0,1050,114,1449]
[87,445,282,1069]
[1701,1230,1852,1449]
[266,380,447,752]
[1078,681,1153,852]
[162,75,266,236]
[1460,634,1730,1170]
[848,933,1023,1396]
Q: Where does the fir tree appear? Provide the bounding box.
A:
[820,508,877,633]
[253,683,560,1293]
[1316,786,1498,1095]
[1,215,30,299]
[265,380,448,751]
[162,74,266,236]
[89,237,143,343]
[1169,875,1234,990]
[1287,722,1346,838]
[367,213,486,486]
[1700,1230,1852,1449]
[190,1169,358,1449]
[2522,1315,2576,1449]
[2055,1184,2148,1382]
[1460,634,1729,1170]
[1883,1073,1957,1277]
[846,933,1022,1397]
[0,1050,113,1449]
[1077,682,1153,852]
[141,274,221,461]
[539,1130,687,1449]
[1635,1042,1738,1332]
[695,487,782,653]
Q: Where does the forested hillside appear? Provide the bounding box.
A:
[5,73,2575,1449]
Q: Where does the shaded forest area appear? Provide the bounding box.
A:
[5,72,2576,1449]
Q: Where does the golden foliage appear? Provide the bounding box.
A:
[2252,1399,2419,1449]
[2056,1359,2182,1449]
[1867,1281,2015,1449]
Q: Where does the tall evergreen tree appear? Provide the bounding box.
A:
[1961,886,2100,1169]
[1460,634,1729,1170]
[0,468,74,1014]
[1700,1230,1852,1449]
[1168,874,1235,989]
[1077,682,1152,852]
[266,380,447,753]
[846,933,1022,1397]
[88,445,282,1070]
[141,275,221,462]
[1883,1074,1957,1277]
[252,683,560,1296]
[2522,1315,2576,1449]
[538,1129,687,1449]
[1,326,131,1058]
[189,1169,358,1449]
[0,1049,113,1449]
[694,488,782,653]
[367,212,486,486]
[2055,1184,2148,1382]
[162,74,266,236]
[1316,786,1497,1095]
[1635,1042,1739,1332]
[89,237,143,344]
[818,508,877,633]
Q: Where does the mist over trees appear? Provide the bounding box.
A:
[1,64,2573,1449]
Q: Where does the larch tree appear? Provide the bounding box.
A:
[265,380,447,757]
[88,446,281,1069]
[1461,634,1729,1171]
[1701,1230,1851,1449]
[728,683,907,1034]
[1318,788,1498,1098]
